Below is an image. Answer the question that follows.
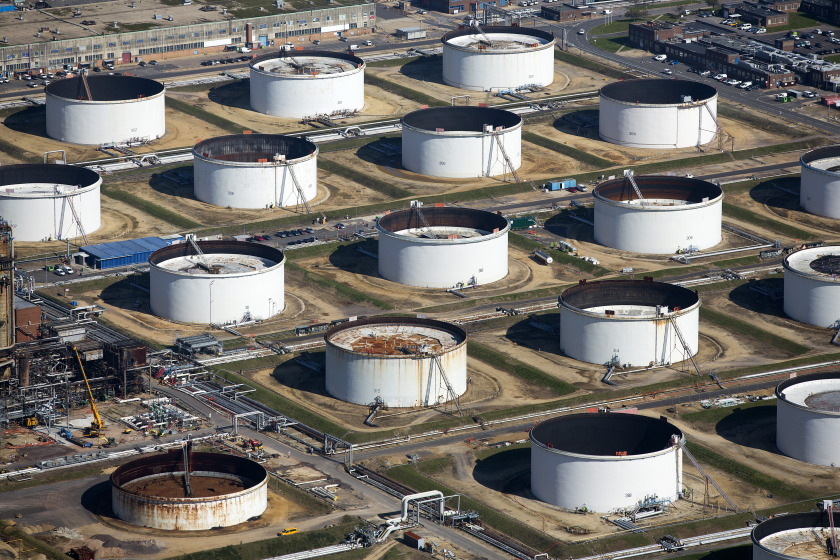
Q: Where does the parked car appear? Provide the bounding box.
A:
[662,68,673,75]
[138,61,147,67]
[654,54,667,62]
[279,528,298,536]
[577,28,585,35]
[149,59,159,65]
[699,70,711,77]
[669,59,679,65]
[755,27,766,34]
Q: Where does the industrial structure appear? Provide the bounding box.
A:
[45,75,165,146]
[193,134,318,209]
[530,413,684,512]
[324,317,468,409]
[776,371,840,467]
[783,245,840,328]
[249,51,365,119]
[558,279,700,367]
[440,26,555,92]
[0,164,101,242]
[401,107,521,178]
[111,448,268,531]
[752,508,840,560]
[593,174,723,254]
[149,239,285,325]
[799,145,840,220]
[599,80,718,149]
[376,204,510,288]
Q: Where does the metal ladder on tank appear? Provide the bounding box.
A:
[491,130,538,190]
[668,315,701,376]
[287,164,312,214]
[699,102,724,153]
[65,192,89,246]
[186,233,214,271]
[624,170,645,201]
[419,350,463,416]
[674,435,738,513]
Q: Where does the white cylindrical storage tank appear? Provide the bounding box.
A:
[249,50,365,118]
[530,413,684,512]
[149,240,284,324]
[324,317,468,408]
[599,79,718,149]
[401,106,521,178]
[441,26,555,92]
[0,164,101,242]
[46,75,165,145]
[559,279,700,367]
[800,145,840,220]
[776,372,840,466]
[593,175,723,254]
[377,205,509,288]
[752,511,840,560]
[783,245,840,328]
[193,134,318,209]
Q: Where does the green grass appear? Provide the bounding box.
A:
[101,185,201,229]
[722,202,818,240]
[416,285,565,313]
[718,104,807,138]
[593,35,637,53]
[287,262,393,309]
[680,400,775,428]
[367,56,421,67]
[168,79,236,93]
[521,131,612,168]
[644,255,761,279]
[700,307,810,356]
[0,135,41,163]
[319,158,412,199]
[319,133,401,154]
[267,475,333,515]
[825,54,840,63]
[165,96,246,135]
[508,232,610,276]
[553,48,636,80]
[589,18,640,34]
[772,10,823,31]
[468,341,576,397]
[116,22,162,32]
[365,74,448,107]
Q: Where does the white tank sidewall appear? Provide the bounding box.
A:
[560,306,698,366]
[800,164,840,219]
[599,95,717,149]
[150,261,284,324]
[530,444,682,511]
[193,154,317,209]
[784,269,840,328]
[0,181,101,242]
[401,126,521,178]
[250,65,364,118]
[46,91,165,145]
[441,42,555,91]
[776,397,840,466]
[378,229,508,288]
[325,341,467,407]
[594,197,722,254]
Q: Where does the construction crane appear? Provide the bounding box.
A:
[73,347,104,437]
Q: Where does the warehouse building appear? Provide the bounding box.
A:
[81,237,181,270]
[721,2,790,25]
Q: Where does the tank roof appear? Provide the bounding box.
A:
[46,75,164,101]
[776,371,840,414]
[784,245,840,281]
[149,240,284,273]
[250,50,364,74]
[752,511,840,560]
[800,145,840,175]
[326,316,466,357]
[530,413,683,456]
[0,163,101,194]
[441,25,554,52]
[401,106,521,132]
[559,279,699,312]
[193,134,316,163]
[600,79,717,105]
[594,175,722,205]
[377,206,509,238]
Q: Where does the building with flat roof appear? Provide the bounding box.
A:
[628,21,708,51]
[722,1,789,25]
[541,4,594,21]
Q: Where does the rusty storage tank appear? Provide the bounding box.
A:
[325,317,468,408]
[111,449,268,530]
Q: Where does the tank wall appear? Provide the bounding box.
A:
[378,231,508,288]
[752,544,790,560]
[193,157,317,209]
[402,127,520,178]
[559,308,699,367]
[594,199,722,254]
[784,271,840,328]
[0,185,101,242]
[800,166,840,219]
[149,264,285,324]
[111,475,267,530]
[46,94,165,145]
[599,98,717,149]
[249,69,364,118]
[325,342,467,407]
[776,398,840,466]
[441,46,555,91]
[530,445,682,511]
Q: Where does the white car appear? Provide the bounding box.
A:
[725,79,740,86]
[654,54,667,61]
[662,68,673,75]
[755,28,766,34]
[577,28,585,35]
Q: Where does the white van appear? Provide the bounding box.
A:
[654,54,667,61]
[350,44,359,50]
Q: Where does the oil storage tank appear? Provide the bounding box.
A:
[325,317,467,408]
[0,164,101,242]
[800,145,840,220]
[441,26,555,92]
[149,239,284,325]
[376,204,510,288]
[46,75,165,145]
[752,509,840,560]
[783,245,840,328]
[776,371,840,467]
[111,449,268,530]
[250,51,365,118]
[530,413,684,512]
[593,174,723,254]
[558,279,700,367]
[401,106,521,178]
[193,134,317,209]
[599,79,718,149]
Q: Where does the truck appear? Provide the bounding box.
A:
[545,178,576,191]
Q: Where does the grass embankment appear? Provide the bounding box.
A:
[365,74,448,107]
[644,255,761,280]
[319,159,413,199]
[722,202,817,240]
[167,79,236,93]
[286,262,393,310]
[101,184,201,229]
[417,285,565,314]
[366,56,422,67]
[508,232,610,276]
[165,96,245,135]
[319,133,401,154]
[699,308,810,357]
[468,342,576,397]
[717,104,807,139]
[521,131,613,168]
[267,475,333,515]
[553,48,636,80]
[680,400,775,428]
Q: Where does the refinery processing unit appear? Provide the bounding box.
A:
[3,4,840,559]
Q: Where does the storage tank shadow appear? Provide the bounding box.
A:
[3,105,48,137]
[472,445,531,494]
[207,79,251,111]
[746,178,799,213]
[727,278,784,317]
[711,397,777,452]
[399,56,446,86]
[504,312,561,356]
